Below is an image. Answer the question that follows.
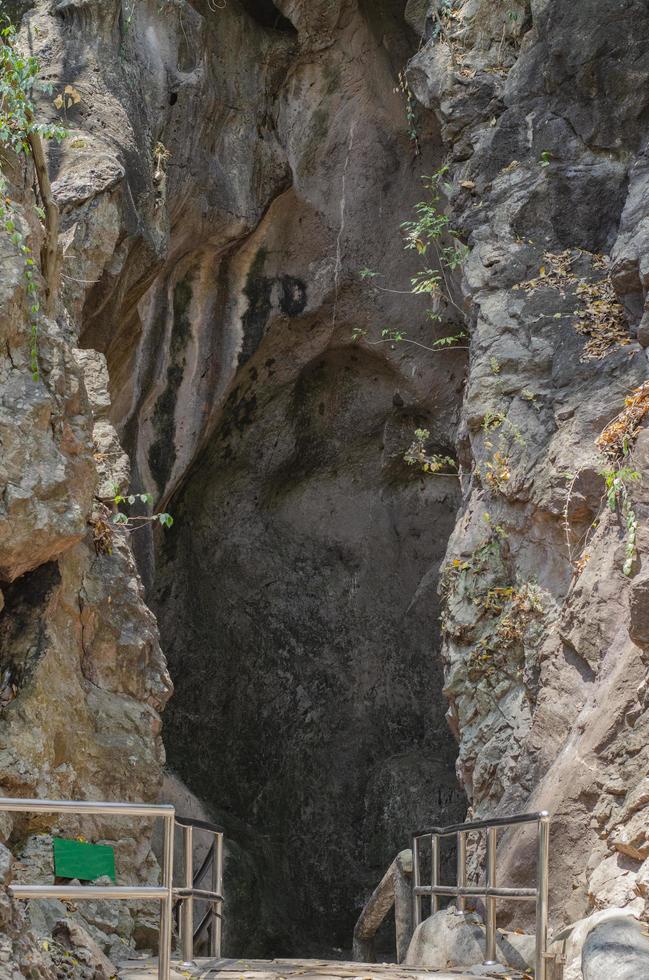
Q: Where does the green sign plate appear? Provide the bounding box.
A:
[53,838,116,882]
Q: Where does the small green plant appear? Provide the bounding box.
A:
[430,0,452,40]
[489,356,501,375]
[0,23,66,152]
[521,389,539,408]
[356,166,469,352]
[0,19,66,378]
[401,168,468,321]
[394,69,420,156]
[110,488,174,530]
[381,328,406,342]
[358,267,379,280]
[404,429,458,475]
[431,331,468,347]
[600,466,640,576]
[351,325,468,355]
[540,150,551,168]
[483,511,508,540]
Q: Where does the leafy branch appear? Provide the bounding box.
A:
[600,466,640,576]
[351,325,468,353]
[355,166,469,353]
[109,489,174,531]
[404,429,458,475]
[0,19,66,377]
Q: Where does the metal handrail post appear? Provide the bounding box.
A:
[431,834,440,914]
[484,826,497,964]
[536,816,550,980]
[159,812,174,980]
[456,831,467,913]
[412,835,422,928]
[212,834,224,957]
[181,824,194,965]
[410,811,551,974]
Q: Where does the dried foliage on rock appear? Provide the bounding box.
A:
[597,381,649,460]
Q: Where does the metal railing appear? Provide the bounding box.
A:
[175,814,224,965]
[0,797,175,980]
[0,797,226,980]
[412,810,550,980]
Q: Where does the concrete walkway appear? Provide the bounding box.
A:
[118,957,528,980]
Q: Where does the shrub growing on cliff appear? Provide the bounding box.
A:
[111,488,174,530]
[0,24,65,151]
[563,383,648,579]
[355,167,469,354]
[479,411,525,494]
[403,428,458,475]
[600,466,640,577]
[0,18,66,378]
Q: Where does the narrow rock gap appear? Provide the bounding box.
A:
[152,340,467,956]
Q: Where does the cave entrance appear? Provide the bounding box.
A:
[153,346,466,959]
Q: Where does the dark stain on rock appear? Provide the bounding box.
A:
[279,276,307,317]
[0,562,61,694]
[240,256,306,362]
[219,393,259,444]
[237,0,297,34]
[149,273,193,493]
[239,248,272,367]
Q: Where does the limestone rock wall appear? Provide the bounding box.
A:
[4,0,649,969]
[0,65,171,965]
[4,0,469,959]
[405,0,649,932]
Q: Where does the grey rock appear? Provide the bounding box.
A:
[404,0,431,37]
[27,899,68,939]
[582,916,649,980]
[52,918,118,980]
[405,907,533,971]
[0,849,11,888]
[629,572,649,649]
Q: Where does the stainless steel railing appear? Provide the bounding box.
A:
[175,814,224,965]
[412,810,550,980]
[0,797,227,979]
[0,797,175,980]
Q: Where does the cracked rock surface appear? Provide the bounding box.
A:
[4,0,649,971]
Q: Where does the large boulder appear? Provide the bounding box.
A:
[582,915,649,980]
[405,907,534,972]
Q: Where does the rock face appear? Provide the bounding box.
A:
[4,0,649,969]
[5,0,470,959]
[0,124,171,959]
[405,0,649,938]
